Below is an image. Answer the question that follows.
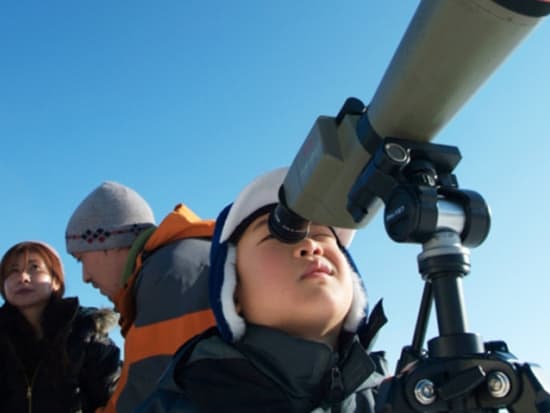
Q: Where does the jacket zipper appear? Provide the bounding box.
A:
[5,337,42,413]
[26,383,32,413]
[25,364,41,413]
[329,365,345,409]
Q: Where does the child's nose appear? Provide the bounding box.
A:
[296,237,323,257]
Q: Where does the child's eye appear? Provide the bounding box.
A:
[312,234,337,244]
[260,233,276,243]
[309,228,337,241]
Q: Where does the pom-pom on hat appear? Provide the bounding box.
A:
[209,167,368,342]
[65,181,156,255]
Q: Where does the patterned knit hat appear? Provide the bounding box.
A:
[65,181,156,254]
[209,167,368,342]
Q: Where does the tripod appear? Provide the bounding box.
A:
[348,136,550,412]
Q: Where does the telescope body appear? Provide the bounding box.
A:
[281,0,549,229]
[369,0,546,141]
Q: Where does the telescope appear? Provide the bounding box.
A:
[269,0,550,411]
[269,0,550,240]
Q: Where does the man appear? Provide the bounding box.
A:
[65,181,215,413]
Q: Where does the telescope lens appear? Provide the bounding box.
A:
[268,203,310,243]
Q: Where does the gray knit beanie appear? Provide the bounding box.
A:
[65,181,156,255]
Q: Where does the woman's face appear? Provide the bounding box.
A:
[3,252,59,311]
[234,213,354,346]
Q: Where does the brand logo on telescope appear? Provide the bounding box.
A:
[272,213,305,234]
[385,205,406,224]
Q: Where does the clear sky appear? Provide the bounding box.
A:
[2,0,550,376]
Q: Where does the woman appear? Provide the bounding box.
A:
[0,241,121,413]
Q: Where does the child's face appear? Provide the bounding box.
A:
[234,212,354,346]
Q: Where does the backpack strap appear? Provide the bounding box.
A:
[121,227,157,286]
[113,227,155,337]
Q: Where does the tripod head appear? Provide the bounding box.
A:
[358,138,550,412]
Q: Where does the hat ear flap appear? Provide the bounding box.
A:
[343,270,368,333]
[209,204,246,342]
[340,247,369,334]
[220,246,245,341]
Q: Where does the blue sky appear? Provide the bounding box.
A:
[2,0,550,375]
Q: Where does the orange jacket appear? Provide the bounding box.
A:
[101,204,216,413]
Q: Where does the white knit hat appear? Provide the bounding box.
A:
[65,181,156,254]
[209,167,368,342]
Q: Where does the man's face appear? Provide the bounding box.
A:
[234,212,354,347]
[75,250,125,301]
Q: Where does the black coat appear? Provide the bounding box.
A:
[0,296,121,413]
[136,325,388,413]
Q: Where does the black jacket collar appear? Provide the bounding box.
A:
[0,295,79,339]
[235,324,376,405]
[171,324,378,412]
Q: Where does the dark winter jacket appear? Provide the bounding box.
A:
[0,296,121,413]
[136,325,388,413]
[108,209,216,413]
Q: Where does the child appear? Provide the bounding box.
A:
[137,167,388,413]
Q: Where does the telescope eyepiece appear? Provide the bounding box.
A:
[268,188,310,243]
